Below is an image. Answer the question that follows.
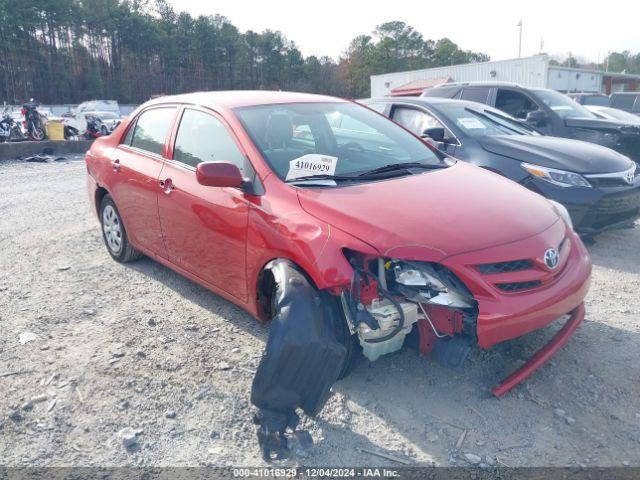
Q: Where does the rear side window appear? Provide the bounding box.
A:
[173,109,245,170]
[129,107,176,155]
[582,96,610,107]
[460,87,491,104]
[611,94,638,111]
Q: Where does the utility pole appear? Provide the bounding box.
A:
[517,20,523,58]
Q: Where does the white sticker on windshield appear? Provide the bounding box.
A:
[286,154,338,181]
[457,117,486,129]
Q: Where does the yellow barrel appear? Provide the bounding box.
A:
[46,121,65,141]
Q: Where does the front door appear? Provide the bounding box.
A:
[157,107,250,301]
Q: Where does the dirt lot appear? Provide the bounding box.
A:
[1,156,639,468]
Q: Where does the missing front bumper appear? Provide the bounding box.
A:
[492,303,585,397]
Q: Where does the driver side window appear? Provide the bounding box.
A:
[495,89,539,119]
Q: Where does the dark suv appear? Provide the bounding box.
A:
[421,82,640,163]
[610,92,640,116]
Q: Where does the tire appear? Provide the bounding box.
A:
[100,125,108,136]
[99,195,143,263]
[30,127,45,141]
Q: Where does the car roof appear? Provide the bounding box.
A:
[366,96,491,110]
[144,90,346,109]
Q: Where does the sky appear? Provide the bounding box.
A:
[166,0,639,63]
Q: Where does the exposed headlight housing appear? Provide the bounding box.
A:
[521,163,591,188]
[391,261,472,308]
[393,263,446,291]
[549,199,574,231]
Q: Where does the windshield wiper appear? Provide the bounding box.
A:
[357,161,447,177]
[285,174,360,183]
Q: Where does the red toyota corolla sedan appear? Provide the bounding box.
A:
[86,91,591,458]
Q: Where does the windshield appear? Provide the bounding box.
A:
[534,90,597,119]
[438,105,539,137]
[234,102,443,181]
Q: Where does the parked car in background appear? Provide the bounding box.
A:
[87,91,591,458]
[76,100,122,117]
[567,92,610,107]
[93,111,122,132]
[362,97,640,234]
[585,105,640,124]
[610,92,640,116]
[421,82,640,164]
[62,110,118,138]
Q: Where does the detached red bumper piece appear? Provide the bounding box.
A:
[492,302,585,397]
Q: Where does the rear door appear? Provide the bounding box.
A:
[108,106,177,258]
[157,106,250,301]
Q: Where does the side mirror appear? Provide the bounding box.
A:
[421,127,446,142]
[196,161,244,188]
[525,110,548,126]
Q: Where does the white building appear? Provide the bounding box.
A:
[370,54,640,97]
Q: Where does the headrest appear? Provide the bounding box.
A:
[265,112,293,149]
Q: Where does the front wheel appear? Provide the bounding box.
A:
[99,195,143,263]
[30,126,45,141]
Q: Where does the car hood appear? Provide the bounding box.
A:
[478,135,634,174]
[296,162,560,261]
[564,116,640,132]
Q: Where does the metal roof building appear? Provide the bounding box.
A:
[371,54,640,97]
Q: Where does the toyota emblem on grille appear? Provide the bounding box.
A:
[544,248,560,269]
[625,170,635,185]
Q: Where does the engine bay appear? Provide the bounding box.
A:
[341,253,479,364]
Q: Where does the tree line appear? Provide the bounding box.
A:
[550,51,640,74]
[0,0,491,104]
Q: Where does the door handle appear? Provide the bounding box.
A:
[111,159,121,171]
[159,178,174,194]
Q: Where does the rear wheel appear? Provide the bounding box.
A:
[99,195,142,263]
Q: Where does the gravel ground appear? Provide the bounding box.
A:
[1,156,639,468]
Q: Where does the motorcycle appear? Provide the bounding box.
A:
[21,99,46,141]
[0,111,26,142]
[83,114,106,139]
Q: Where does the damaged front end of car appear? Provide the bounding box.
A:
[339,252,479,368]
[250,231,589,460]
[250,253,479,460]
